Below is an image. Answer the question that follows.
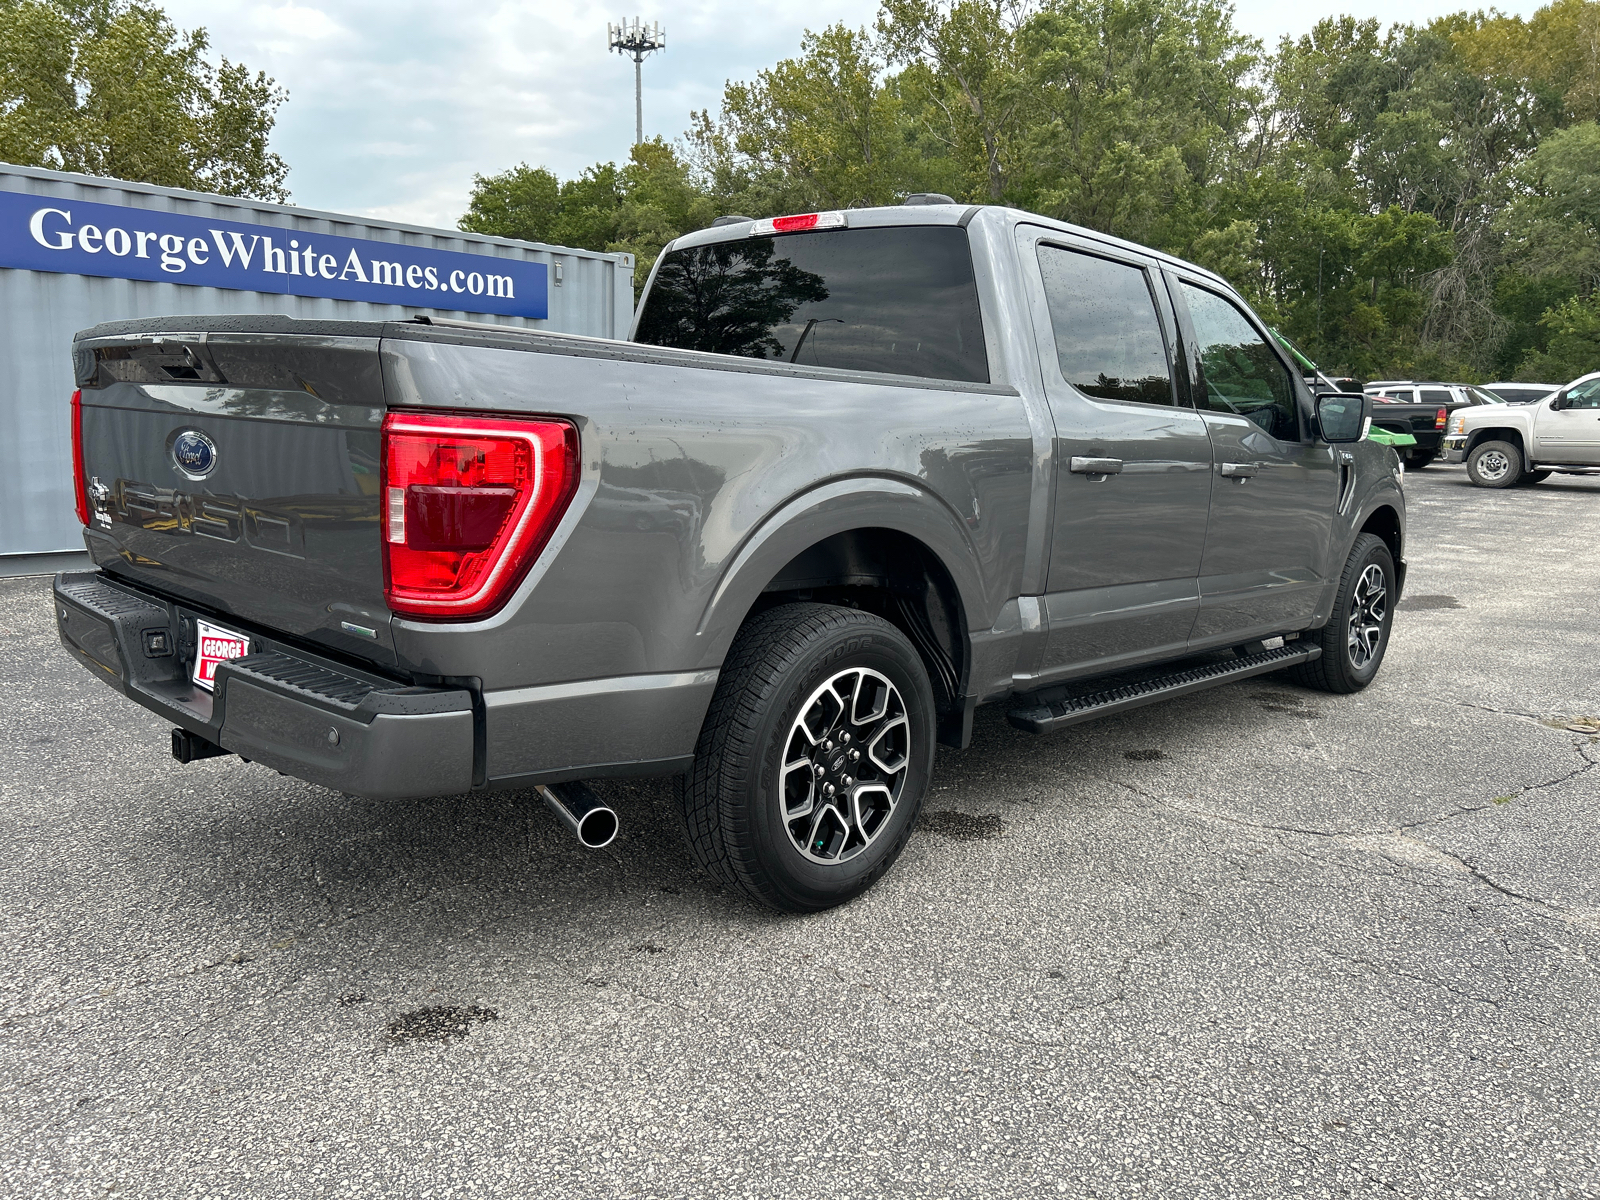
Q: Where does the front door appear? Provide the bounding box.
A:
[1532,379,1600,464]
[1019,229,1214,680]
[1168,273,1339,645]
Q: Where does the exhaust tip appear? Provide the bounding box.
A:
[536,782,619,850]
[576,806,619,849]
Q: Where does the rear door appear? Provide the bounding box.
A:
[1532,379,1600,463]
[1017,228,1214,679]
[1168,273,1338,644]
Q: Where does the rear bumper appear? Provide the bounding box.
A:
[53,570,711,798]
[54,571,473,800]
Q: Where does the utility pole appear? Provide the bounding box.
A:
[608,18,665,146]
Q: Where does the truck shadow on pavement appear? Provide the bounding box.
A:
[137,683,1282,947]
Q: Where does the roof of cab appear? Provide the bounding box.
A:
[666,203,1232,292]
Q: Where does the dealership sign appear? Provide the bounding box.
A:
[0,189,547,318]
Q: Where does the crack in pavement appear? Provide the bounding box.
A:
[1109,743,1600,935]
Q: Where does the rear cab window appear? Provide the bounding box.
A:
[632,225,989,384]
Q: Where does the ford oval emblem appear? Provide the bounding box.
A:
[171,429,218,478]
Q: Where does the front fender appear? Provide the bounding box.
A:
[692,475,991,670]
[1343,463,1407,603]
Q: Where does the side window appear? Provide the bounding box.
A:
[1564,379,1600,409]
[1037,245,1175,406]
[1179,282,1299,440]
[1419,388,1453,405]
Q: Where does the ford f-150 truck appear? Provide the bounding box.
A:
[55,201,1404,911]
[1444,371,1600,486]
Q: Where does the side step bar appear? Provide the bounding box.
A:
[1007,643,1321,735]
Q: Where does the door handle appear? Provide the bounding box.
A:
[1070,456,1123,476]
[1220,462,1258,478]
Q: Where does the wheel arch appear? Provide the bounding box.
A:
[694,478,987,743]
[1358,503,1405,600]
[1465,425,1527,456]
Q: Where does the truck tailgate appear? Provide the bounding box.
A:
[74,332,395,666]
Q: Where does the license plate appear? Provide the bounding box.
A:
[192,619,250,691]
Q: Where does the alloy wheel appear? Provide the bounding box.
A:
[1347,564,1388,670]
[780,668,910,864]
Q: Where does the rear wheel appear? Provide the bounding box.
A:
[1519,469,1551,486]
[1289,533,1395,694]
[1405,450,1437,469]
[675,603,936,912]
[1466,440,1523,488]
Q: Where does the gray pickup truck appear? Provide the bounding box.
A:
[54,202,1403,911]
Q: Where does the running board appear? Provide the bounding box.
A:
[1006,643,1322,735]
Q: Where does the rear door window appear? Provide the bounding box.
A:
[1036,245,1175,406]
[633,225,988,383]
[1420,388,1453,405]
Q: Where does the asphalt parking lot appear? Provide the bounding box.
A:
[3,464,1598,1200]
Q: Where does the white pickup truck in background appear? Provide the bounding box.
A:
[1444,371,1600,487]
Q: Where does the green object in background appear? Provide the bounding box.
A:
[1365,427,1418,447]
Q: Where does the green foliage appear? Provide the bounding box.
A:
[460,0,1600,377]
[459,140,716,287]
[458,164,562,243]
[0,0,288,200]
[1517,292,1600,380]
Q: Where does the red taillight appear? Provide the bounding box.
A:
[71,389,90,528]
[1435,407,1447,429]
[380,411,579,620]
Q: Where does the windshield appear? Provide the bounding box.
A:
[1468,387,1505,404]
[633,225,989,383]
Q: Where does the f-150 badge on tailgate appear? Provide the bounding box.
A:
[170,429,217,479]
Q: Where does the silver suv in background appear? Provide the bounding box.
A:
[1364,381,1506,408]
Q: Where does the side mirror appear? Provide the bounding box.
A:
[1549,393,1567,410]
[1317,392,1370,444]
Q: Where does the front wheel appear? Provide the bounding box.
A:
[1466,440,1523,488]
[1289,533,1395,694]
[675,603,936,912]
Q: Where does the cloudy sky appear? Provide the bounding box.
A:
[160,0,1551,231]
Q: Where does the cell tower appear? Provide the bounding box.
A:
[608,18,666,147]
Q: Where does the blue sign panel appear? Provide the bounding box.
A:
[0,190,547,318]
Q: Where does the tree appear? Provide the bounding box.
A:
[1517,291,1600,379]
[878,0,1032,201]
[0,0,288,201]
[1016,0,1264,248]
[459,140,716,286]
[688,25,917,212]
[458,164,562,244]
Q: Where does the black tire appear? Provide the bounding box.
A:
[1288,533,1395,694]
[1519,469,1551,486]
[1466,439,1523,488]
[674,603,936,912]
[1405,450,1437,469]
